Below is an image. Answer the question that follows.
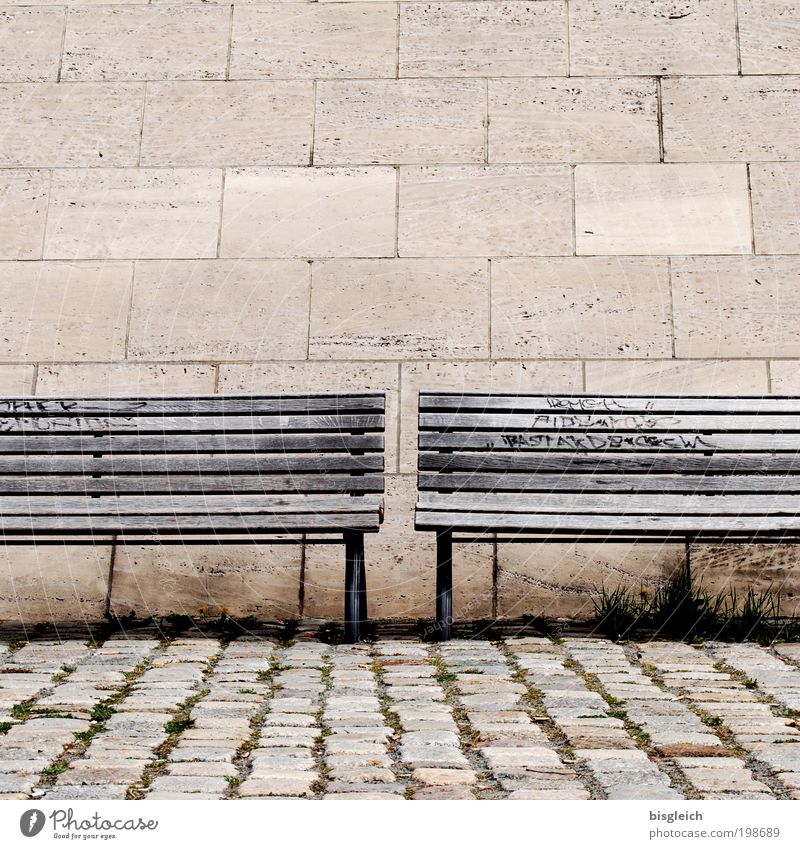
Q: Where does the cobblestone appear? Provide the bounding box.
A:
[2,636,798,799]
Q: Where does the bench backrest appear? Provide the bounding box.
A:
[417,393,800,541]
[0,393,385,540]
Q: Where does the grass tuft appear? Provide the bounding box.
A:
[592,568,800,643]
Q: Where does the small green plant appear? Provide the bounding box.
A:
[90,703,114,723]
[164,717,194,735]
[0,722,12,734]
[701,714,724,727]
[10,700,34,720]
[41,764,68,777]
[592,583,647,640]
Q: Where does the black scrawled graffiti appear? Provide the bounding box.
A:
[497,433,712,451]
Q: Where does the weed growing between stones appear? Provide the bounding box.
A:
[592,567,800,643]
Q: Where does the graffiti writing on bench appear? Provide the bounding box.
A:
[526,414,677,430]
[544,397,656,412]
[0,400,149,414]
[0,416,137,433]
[497,433,714,451]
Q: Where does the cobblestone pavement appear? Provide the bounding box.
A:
[2,636,800,800]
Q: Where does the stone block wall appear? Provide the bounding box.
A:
[1,1,799,625]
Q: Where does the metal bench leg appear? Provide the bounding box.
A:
[344,531,366,643]
[436,530,453,641]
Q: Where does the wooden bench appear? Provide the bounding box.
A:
[0,393,385,642]
[416,392,800,640]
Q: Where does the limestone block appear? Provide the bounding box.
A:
[218,360,400,472]
[568,0,737,75]
[738,1,800,74]
[61,6,230,80]
[585,360,768,395]
[314,79,485,165]
[303,475,492,622]
[491,257,672,359]
[672,256,800,358]
[0,366,35,395]
[0,546,110,624]
[575,164,751,255]
[44,168,222,260]
[220,167,396,258]
[399,360,583,473]
[750,163,800,255]
[0,170,48,259]
[0,8,64,81]
[0,261,132,361]
[399,1,567,77]
[308,259,489,360]
[770,361,800,393]
[141,82,313,167]
[489,78,659,163]
[109,544,301,621]
[497,541,685,622]
[36,364,216,396]
[128,259,310,361]
[691,545,800,617]
[230,4,397,79]
[662,76,800,161]
[0,82,141,167]
[398,165,572,257]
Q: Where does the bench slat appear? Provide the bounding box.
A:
[0,513,380,533]
[0,433,383,455]
[0,414,384,434]
[420,432,800,452]
[0,395,385,416]
[419,452,800,473]
[419,394,800,414]
[415,512,800,532]
[0,474,384,495]
[0,455,383,474]
[0,495,382,515]
[418,493,800,514]
[419,412,800,432]
[417,473,800,494]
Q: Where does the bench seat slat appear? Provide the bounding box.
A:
[420,413,800,433]
[418,493,800,514]
[0,455,383,474]
[419,394,800,414]
[0,414,384,434]
[1,395,385,416]
[0,513,380,533]
[422,434,800,454]
[0,434,383,455]
[415,512,800,533]
[0,474,384,495]
[0,495,382,515]
[419,452,800,473]
[417,473,800,494]
[420,432,800,452]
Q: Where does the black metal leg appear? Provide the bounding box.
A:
[358,548,368,625]
[344,531,366,643]
[436,530,453,641]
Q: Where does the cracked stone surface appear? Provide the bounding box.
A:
[2,636,800,800]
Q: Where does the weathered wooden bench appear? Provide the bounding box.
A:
[416,392,800,640]
[0,393,385,642]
